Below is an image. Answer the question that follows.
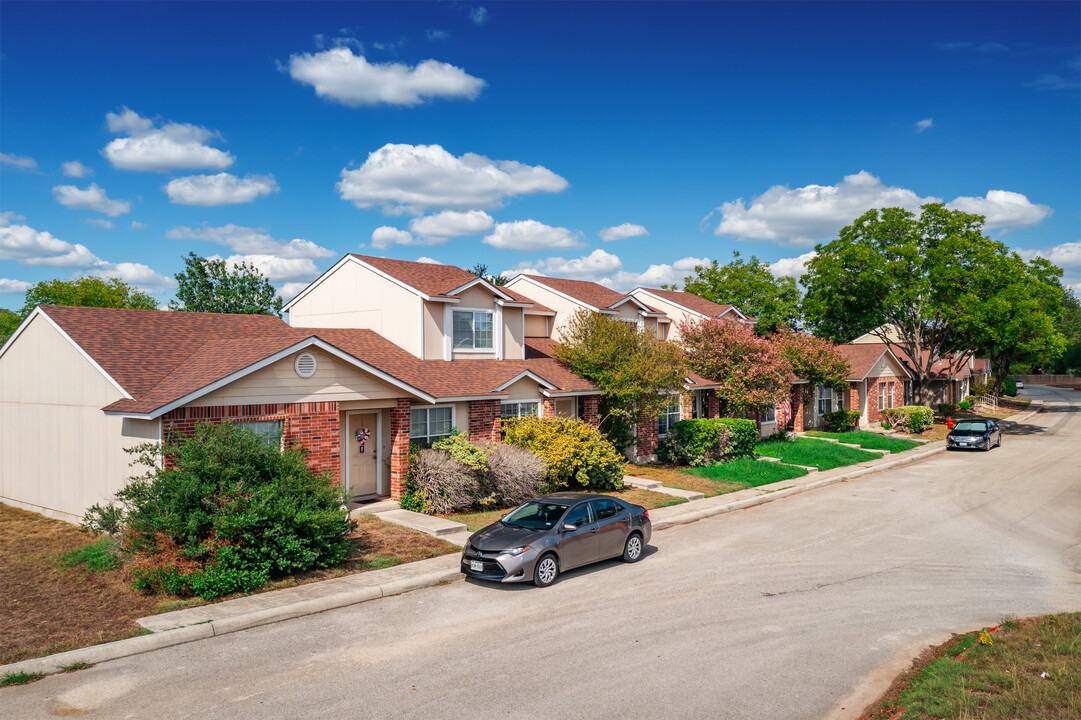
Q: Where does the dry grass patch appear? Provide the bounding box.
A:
[0,505,458,664]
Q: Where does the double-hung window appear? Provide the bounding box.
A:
[501,401,539,419]
[817,386,835,416]
[410,406,452,447]
[452,310,493,350]
[235,420,284,448]
[879,382,896,410]
[760,406,776,423]
[657,394,682,438]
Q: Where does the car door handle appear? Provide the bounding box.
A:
[589,528,599,534]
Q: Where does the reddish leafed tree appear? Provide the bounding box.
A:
[772,329,850,391]
[680,318,791,415]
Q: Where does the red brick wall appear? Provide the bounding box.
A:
[848,382,860,422]
[635,410,658,459]
[468,399,501,442]
[791,384,804,432]
[390,398,411,500]
[866,378,905,424]
[583,395,600,428]
[705,389,720,419]
[163,402,341,484]
[541,398,556,419]
[681,392,694,420]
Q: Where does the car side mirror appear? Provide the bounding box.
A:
[562,523,577,532]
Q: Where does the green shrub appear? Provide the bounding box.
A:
[823,410,860,432]
[716,418,758,457]
[1001,375,1018,397]
[883,405,935,433]
[656,419,732,466]
[502,416,625,491]
[432,432,490,472]
[970,381,990,397]
[957,399,972,411]
[937,402,957,417]
[85,421,351,600]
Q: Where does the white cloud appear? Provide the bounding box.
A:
[409,210,494,240]
[506,249,623,281]
[338,143,568,215]
[768,251,817,279]
[62,160,93,177]
[279,281,310,302]
[0,215,172,291]
[0,278,33,293]
[287,47,485,107]
[214,254,321,284]
[166,224,335,259]
[946,190,1053,230]
[164,173,279,206]
[483,220,583,251]
[426,29,449,41]
[370,226,419,249]
[102,107,234,172]
[1018,240,1081,294]
[52,183,131,217]
[714,171,936,247]
[915,118,934,132]
[84,218,114,229]
[713,171,1054,246]
[130,221,147,229]
[416,256,440,264]
[1,212,26,223]
[613,256,710,290]
[0,152,38,171]
[599,223,649,242]
[470,7,489,24]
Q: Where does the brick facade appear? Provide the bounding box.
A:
[791,384,805,432]
[681,392,694,420]
[468,399,501,443]
[865,377,905,424]
[390,398,411,500]
[705,389,720,419]
[583,395,600,428]
[635,409,659,460]
[163,402,342,483]
[541,398,557,419]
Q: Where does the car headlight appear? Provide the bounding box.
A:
[503,546,530,556]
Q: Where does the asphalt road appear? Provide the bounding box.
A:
[3,386,1078,720]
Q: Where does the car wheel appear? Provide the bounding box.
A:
[622,532,644,563]
[533,553,559,587]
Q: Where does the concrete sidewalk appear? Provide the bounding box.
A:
[1,405,1041,678]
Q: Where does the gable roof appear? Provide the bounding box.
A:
[835,343,913,381]
[513,274,658,314]
[632,287,756,323]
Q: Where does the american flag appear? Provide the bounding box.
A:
[783,397,792,424]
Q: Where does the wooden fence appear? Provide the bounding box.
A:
[1013,374,1081,386]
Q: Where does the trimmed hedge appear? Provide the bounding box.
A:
[882,405,935,433]
[657,418,758,465]
[823,410,860,432]
[501,416,625,492]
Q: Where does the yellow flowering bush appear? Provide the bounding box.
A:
[501,416,625,492]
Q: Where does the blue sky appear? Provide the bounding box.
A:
[2,1,1079,311]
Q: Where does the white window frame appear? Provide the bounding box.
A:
[501,400,541,420]
[410,405,455,447]
[451,308,495,352]
[878,382,887,410]
[760,406,776,424]
[657,393,682,438]
[235,419,284,449]
[817,386,835,416]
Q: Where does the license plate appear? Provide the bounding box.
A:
[470,560,483,572]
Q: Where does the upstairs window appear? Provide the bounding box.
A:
[453,310,494,350]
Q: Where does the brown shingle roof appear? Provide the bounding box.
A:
[519,274,643,311]
[836,343,911,380]
[40,306,596,416]
[353,254,536,305]
[636,287,737,319]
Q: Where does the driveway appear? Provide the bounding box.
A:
[2,386,1078,719]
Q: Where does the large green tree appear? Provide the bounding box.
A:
[671,251,802,334]
[170,252,283,316]
[802,204,1010,405]
[1051,288,1081,374]
[1,276,159,345]
[555,309,687,448]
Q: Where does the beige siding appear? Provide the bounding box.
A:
[455,285,498,310]
[0,314,144,522]
[851,325,904,344]
[193,349,405,406]
[628,290,700,342]
[503,377,543,401]
[505,278,591,342]
[422,301,443,360]
[555,398,576,418]
[503,307,524,360]
[451,351,498,361]
[288,260,421,356]
[868,354,905,378]
[524,314,549,338]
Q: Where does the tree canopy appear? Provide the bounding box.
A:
[554,309,687,448]
[1051,288,1081,375]
[802,203,1011,404]
[170,252,283,316]
[672,251,802,334]
[772,329,851,391]
[1,276,159,345]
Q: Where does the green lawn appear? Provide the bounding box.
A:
[804,430,921,453]
[685,457,808,486]
[754,437,881,470]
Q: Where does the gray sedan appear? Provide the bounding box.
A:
[461,493,653,587]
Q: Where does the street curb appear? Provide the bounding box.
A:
[0,565,463,678]
[7,409,1038,680]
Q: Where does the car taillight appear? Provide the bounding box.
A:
[642,510,649,518]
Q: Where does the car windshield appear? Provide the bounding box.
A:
[502,502,568,529]
[953,420,988,433]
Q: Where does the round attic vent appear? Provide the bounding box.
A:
[294,352,317,378]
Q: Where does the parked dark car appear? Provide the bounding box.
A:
[461,493,652,587]
[946,418,1002,451]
